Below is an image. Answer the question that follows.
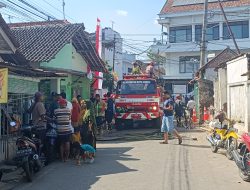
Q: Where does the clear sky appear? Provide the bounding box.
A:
[1,0,166,57]
[62,0,166,57]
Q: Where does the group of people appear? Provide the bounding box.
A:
[160,91,196,144]
[174,95,196,127]
[131,61,155,77]
[28,91,115,165]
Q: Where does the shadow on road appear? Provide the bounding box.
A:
[176,144,211,149]
[15,147,138,190]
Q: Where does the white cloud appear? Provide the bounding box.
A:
[116,10,128,17]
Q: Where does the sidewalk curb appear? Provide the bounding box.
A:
[97,136,123,141]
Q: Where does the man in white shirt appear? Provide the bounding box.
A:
[187,97,196,118]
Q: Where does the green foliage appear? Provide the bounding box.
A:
[147,50,166,64]
[102,61,114,92]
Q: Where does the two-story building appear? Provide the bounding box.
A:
[151,0,250,95]
[9,20,106,100]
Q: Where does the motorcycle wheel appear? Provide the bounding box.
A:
[226,138,238,160]
[239,169,250,182]
[211,144,218,153]
[23,161,33,182]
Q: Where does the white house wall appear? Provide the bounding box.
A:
[153,6,250,81]
[227,55,250,132]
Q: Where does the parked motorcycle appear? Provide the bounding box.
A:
[206,120,238,160]
[45,123,57,163]
[230,133,250,182]
[15,126,45,182]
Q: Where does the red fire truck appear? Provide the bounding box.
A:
[114,74,163,129]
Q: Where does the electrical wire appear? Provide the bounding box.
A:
[6,0,48,20]
[17,0,57,20]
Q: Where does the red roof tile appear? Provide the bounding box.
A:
[160,0,250,14]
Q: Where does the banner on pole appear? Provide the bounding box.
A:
[96,18,102,57]
[0,68,8,103]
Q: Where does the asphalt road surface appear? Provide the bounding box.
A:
[12,128,250,190]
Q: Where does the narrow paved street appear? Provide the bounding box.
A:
[12,128,249,190]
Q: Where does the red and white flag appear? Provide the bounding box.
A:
[93,71,103,90]
[96,18,102,57]
[87,65,92,80]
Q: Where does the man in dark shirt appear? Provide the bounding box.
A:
[105,92,114,131]
[49,92,59,117]
[161,91,182,144]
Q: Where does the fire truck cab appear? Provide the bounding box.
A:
[114,74,163,129]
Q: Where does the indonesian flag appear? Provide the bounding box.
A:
[96,18,102,57]
[93,71,103,90]
[87,65,92,80]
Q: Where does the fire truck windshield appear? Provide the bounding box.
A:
[116,80,157,95]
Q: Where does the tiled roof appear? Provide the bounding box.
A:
[8,20,69,28]
[0,14,19,47]
[199,48,238,71]
[0,14,29,66]
[160,0,250,14]
[10,22,106,72]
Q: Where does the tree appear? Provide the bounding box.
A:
[147,49,166,64]
[102,61,114,92]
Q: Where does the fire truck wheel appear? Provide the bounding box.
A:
[153,118,162,128]
[115,119,123,131]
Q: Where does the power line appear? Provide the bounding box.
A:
[6,0,48,20]
[1,1,39,21]
[17,0,57,20]
[41,0,76,22]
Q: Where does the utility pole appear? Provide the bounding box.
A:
[111,21,115,30]
[200,0,208,76]
[112,34,116,72]
[218,0,240,55]
[198,0,208,124]
[62,0,66,20]
[157,48,160,79]
[8,15,12,23]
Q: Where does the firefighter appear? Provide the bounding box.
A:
[132,61,142,75]
[145,62,155,77]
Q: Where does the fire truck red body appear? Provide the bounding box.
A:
[114,74,163,129]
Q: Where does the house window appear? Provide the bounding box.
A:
[179,56,200,73]
[169,26,192,43]
[128,68,132,73]
[223,21,249,39]
[195,24,219,41]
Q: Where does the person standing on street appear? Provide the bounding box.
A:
[174,95,185,128]
[61,92,72,111]
[28,92,51,145]
[187,97,196,119]
[160,91,182,144]
[77,95,82,105]
[105,92,114,132]
[49,92,59,117]
[94,94,106,135]
[54,98,72,162]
